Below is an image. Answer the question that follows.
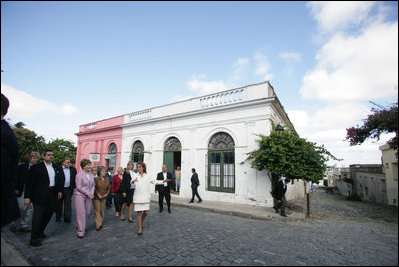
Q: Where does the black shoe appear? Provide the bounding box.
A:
[198,200,202,203]
[273,207,279,213]
[64,219,71,223]
[159,208,163,213]
[56,218,61,222]
[30,240,42,247]
[76,235,84,239]
[188,200,194,203]
[280,213,287,217]
[39,233,47,239]
[168,209,171,213]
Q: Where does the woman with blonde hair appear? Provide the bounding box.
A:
[132,162,171,235]
[120,161,135,222]
[92,166,110,231]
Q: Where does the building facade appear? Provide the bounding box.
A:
[350,164,387,204]
[379,144,398,206]
[75,116,124,171]
[75,81,305,206]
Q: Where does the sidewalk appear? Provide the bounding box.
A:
[1,195,305,266]
[150,193,306,222]
[1,231,31,266]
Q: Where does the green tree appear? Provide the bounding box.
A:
[246,129,339,217]
[346,101,398,150]
[12,123,46,163]
[45,138,76,165]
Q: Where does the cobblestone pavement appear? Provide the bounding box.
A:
[2,188,398,266]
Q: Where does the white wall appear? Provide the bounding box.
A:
[120,82,304,206]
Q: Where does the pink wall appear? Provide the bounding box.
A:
[75,115,124,172]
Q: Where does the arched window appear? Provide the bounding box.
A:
[163,137,182,175]
[164,137,182,151]
[131,141,144,169]
[208,132,235,193]
[107,143,117,168]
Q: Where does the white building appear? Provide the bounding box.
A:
[120,81,305,206]
[380,144,398,206]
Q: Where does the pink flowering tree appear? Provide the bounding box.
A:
[346,101,398,150]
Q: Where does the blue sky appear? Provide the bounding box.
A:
[1,1,398,166]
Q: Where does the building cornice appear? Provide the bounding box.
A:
[121,97,275,128]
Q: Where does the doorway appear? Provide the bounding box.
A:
[163,137,182,193]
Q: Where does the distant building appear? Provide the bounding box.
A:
[334,167,351,196]
[75,81,306,206]
[350,164,387,204]
[379,144,398,206]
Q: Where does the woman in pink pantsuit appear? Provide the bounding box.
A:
[74,159,95,238]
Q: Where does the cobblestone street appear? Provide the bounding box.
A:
[2,188,398,266]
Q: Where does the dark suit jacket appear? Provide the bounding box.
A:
[190,172,200,188]
[60,166,77,190]
[25,161,64,205]
[155,172,172,192]
[272,180,287,200]
[120,171,133,193]
[1,119,20,226]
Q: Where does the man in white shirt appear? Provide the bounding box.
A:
[55,158,77,223]
[155,165,173,213]
[24,150,64,246]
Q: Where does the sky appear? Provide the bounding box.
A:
[1,1,398,167]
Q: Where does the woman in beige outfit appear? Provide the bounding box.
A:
[92,167,110,231]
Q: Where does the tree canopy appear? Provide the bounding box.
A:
[346,101,398,150]
[247,130,339,184]
[13,123,46,163]
[46,138,76,165]
[12,122,76,164]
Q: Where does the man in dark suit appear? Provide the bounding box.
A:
[1,93,21,228]
[272,178,291,217]
[25,149,64,246]
[189,168,202,203]
[155,165,173,213]
[55,158,77,223]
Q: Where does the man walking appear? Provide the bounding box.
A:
[1,93,21,228]
[189,168,202,203]
[55,158,77,223]
[155,165,173,213]
[272,178,291,217]
[25,149,64,246]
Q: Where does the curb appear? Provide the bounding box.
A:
[150,199,306,222]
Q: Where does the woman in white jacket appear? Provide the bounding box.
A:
[131,162,171,235]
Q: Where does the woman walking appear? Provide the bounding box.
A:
[92,167,110,231]
[120,161,135,222]
[132,162,171,235]
[111,167,124,217]
[74,159,95,238]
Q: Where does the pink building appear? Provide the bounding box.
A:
[75,116,124,172]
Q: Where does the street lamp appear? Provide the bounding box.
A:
[275,124,284,136]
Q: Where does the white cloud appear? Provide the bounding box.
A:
[186,76,228,95]
[279,52,302,62]
[307,1,376,33]
[280,52,302,75]
[229,57,251,85]
[253,52,273,81]
[300,21,398,102]
[297,3,398,167]
[1,83,78,118]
